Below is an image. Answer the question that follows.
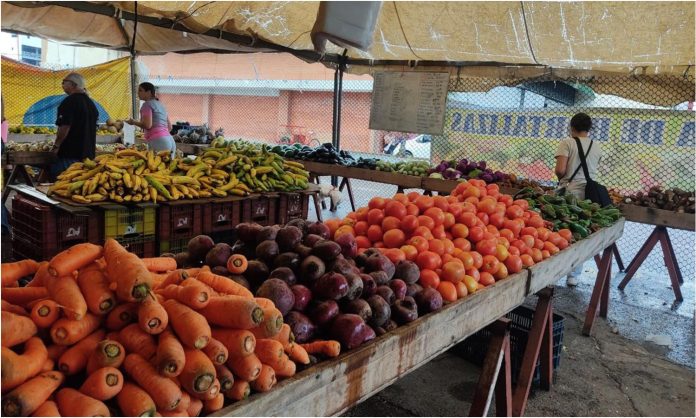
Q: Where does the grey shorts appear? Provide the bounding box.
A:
[147,135,176,156]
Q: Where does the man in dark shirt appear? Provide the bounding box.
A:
[49,72,98,181]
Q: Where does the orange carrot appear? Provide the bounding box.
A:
[203,393,224,414]
[162,299,211,349]
[284,341,310,365]
[255,339,285,368]
[46,276,87,320]
[119,323,157,360]
[211,329,256,358]
[46,345,68,362]
[155,329,185,377]
[57,330,105,375]
[225,379,250,401]
[301,340,341,358]
[142,257,178,273]
[156,283,210,310]
[138,295,169,334]
[195,377,221,401]
[274,323,292,345]
[249,303,283,339]
[196,270,253,298]
[25,262,49,288]
[77,266,115,315]
[105,302,138,330]
[215,364,234,392]
[1,337,48,391]
[1,300,28,316]
[30,300,60,328]
[150,272,168,290]
[124,353,182,412]
[172,390,190,414]
[47,243,102,277]
[1,287,49,306]
[1,311,37,348]
[202,337,228,365]
[1,259,39,287]
[116,382,156,417]
[30,400,60,417]
[86,339,125,374]
[50,312,101,345]
[179,348,216,395]
[227,353,262,382]
[159,410,188,417]
[103,239,152,302]
[40,357,54,372]
[2,371,64,416]
[275,354,296,378]
[187,397,203,417]
[226,254,248,275]
[55,387,110,417]
[157,269,189,290]
[250,364,276,393]
[199,295,263,330]
[80,366,123,401]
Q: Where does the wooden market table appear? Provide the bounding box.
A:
[212,219,625,417]
[616,204,694,302]
[1,151,56,207]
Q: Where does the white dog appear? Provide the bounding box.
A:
[318,184,343,211]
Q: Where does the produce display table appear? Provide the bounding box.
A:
[7,133,122,144]
[617,204,694,302]
[1,151,56,206]
[212,220,625,417]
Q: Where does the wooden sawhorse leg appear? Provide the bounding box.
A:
[583,246,613,336]
[338,177,356,212]
[469,318,512,417]
[593,244,624,272]
[618,226,683,301]
[512,287,555,416]
[1,164,34,206]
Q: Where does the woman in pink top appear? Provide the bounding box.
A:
[126,82,175,155]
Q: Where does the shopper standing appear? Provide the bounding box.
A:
[126,82,175,155]
[50,72,98,181]
[554,112,604,286]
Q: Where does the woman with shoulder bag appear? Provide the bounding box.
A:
[554,112,604,286]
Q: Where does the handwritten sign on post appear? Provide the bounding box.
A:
[369,72,449,135]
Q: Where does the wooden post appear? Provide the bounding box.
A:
[469,318,512,417]
[611,244,625,272]
[512,287,554,417]
[583,246,613,336]
[618,226,683,302]
[338,177,356,212]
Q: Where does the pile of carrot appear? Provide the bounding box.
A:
[0,239,339,417]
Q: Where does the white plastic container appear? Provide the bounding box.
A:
[311,1,382,53]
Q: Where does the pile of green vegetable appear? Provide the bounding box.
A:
[515,187,622,241]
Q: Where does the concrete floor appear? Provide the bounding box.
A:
[308,181,695,417]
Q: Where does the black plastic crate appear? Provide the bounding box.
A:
[242,194,278,226]
[11,194,99,261]
[202,198,242,236]
[157,202,203,255]
[453,305,564,386]
[277,192,310,225]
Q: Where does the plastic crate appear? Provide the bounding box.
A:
[242,194,278,226]
[11,194,100,261]
[158,237,190,255]
[277,192,310,225]
[119,236,157,258]
[202,199,242,236]
[157,202,203,255]
[101,203,157,240]
[454,305,564,386]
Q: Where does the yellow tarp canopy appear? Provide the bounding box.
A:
[1,1,693,76]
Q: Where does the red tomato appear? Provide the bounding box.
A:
[495,244,509,262]
[493,263,508,280]
[476,212,489,225]
[453,238,472,251]
[417,215,436,230]
[489,212,505,229]
[383,229,406,248]
[520,254,535,267]
[437,281,457,302]
[407,236,429,252]
[507,245,520,256]
[471,251,484,269]
[416,251,442,270]
[476,239,498,256]
[413,226,434,240]
[415,195,435,212]
[419,269,440,289]
[355,235,371,249]
[505,255,523,274]
[458,212,478,228]
[442,261,466,283]
[479,272,495,286]
[406,203,420,216]
[367,208,385,226]
[401,215,419,233]
[368,197,387,210]
[400,245,418,261]
[481,255,500,274]
[466,268,481,282]
[383,248,406,263]
[456,251,475,269]
[384,200,407,219]
[381,216,401,231]
[505,205,524,219]
[428,239,446,256]
[367,225,383,243]
[513,199,529,210]
[443,212,456,229]
[468,226,485,243]
[520,227,538,238]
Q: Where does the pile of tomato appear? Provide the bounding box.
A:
[324,179,573,303]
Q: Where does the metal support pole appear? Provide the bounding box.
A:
[130,56,138,118]
[330,50,347,187]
